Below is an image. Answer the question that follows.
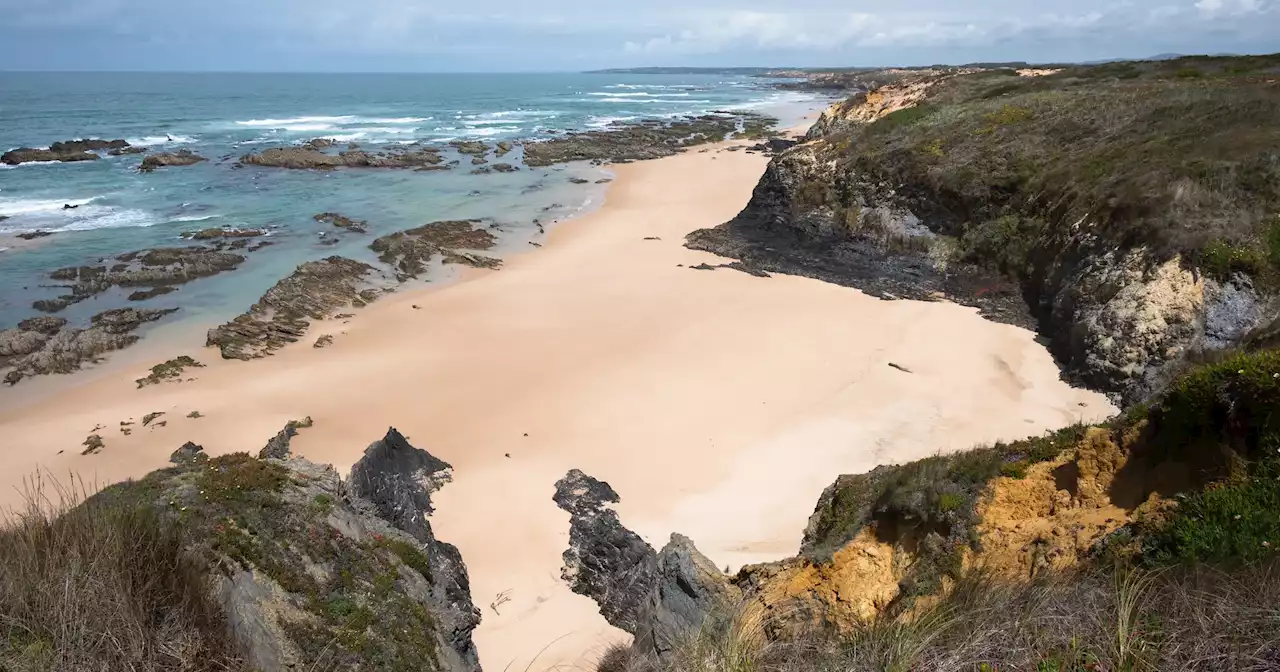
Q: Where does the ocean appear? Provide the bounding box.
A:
[0,72,822,331]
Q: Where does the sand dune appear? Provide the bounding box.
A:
[0,129,1114,670]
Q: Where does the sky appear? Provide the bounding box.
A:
[0,0,1277,72]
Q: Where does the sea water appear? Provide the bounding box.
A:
[0,72,822,331]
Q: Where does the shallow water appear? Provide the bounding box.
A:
[0,72,821,329]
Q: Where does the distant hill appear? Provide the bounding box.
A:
[583,67,779,75]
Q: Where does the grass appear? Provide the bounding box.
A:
[814,61,1280,293]
[610,563,1280,672]
[0,475,243,672]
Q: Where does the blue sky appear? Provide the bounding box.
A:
[1,0,1277,71]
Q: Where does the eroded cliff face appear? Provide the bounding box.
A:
[690,85,1277,403]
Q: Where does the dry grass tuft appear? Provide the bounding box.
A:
[0,474,243,672]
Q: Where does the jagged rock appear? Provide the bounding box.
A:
[206,257,386,360]
[109,146,147,156]
[140,150,206,172]
[241,146,444,170]
[258,418,312,460]
[448,140,489,156]
[348,428,481,669]
[135,355,204,388]
[2,308,177,385]
[313,212,368,234]
[169,441,207,464]
[1,139,129,165]
[494,141,514,157]
[553,469,737,658]
[370,221,500,281]
[36,246,246,313]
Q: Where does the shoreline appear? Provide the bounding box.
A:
[0,115,1116,670]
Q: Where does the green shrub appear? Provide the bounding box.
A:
[1144,471,1280,564]
[869,104,937,132]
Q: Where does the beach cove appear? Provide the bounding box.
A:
[0,123,1115,670]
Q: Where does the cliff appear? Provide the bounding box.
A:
[570,347,1280,671]
[690,57,1280,404]
[0,426,481,672]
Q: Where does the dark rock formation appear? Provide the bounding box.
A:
[348,428,481,669]
[258,417,312,460]
[206,256,386,360]
[448,140,489,157]
[2,308,177,385]
[181,227,267,240]
[370,221,500,280]
[553,469,738,659]
[523,113,776,167]
[109,146,147,156]
[1,139,129,165]
[313,212,368,234]
[15,230,53,240]
[492,163,518,173]
[241,146,444,170]
[140,149,206,172]
[569,177,590,184]
[169,441,206,464]
[494,141,514,158]
[135,355,204,388]
[35,246,246,313]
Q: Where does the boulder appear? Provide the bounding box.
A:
[140,150,207,172]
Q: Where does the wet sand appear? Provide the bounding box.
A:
[0,127,1115,670]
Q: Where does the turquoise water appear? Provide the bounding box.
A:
[0,72,820,329]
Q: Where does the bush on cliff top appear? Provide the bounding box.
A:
[822,61,1280,284]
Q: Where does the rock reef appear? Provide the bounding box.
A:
[1,308,177,385]
[370,220,500,280]
[140,149,207,172]
[1,138,130,165]
[34,246,247,313]
[206,256,386,360]
[241,146,445,170]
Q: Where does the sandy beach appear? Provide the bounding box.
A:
[0,128,1115,670]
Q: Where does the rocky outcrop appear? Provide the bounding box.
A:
[109,146,147,156]
[1,139,130,165]
[523,113,775,167]
[181,227,267,240]
[206,256,387,360]
[370,221,500,280]
[553,470,740,659]
[448,141,489,157]
[86,428,481,671]
[805,76,947,139]
[241,146,444,170]
[2,308,177,385]
[34,246,247,313]
[494,141,514,158]
[140,149,206,171]
[348,428,482,668]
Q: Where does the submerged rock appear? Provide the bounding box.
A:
[370,221,500,281]
[140,149,207,172]
[313,212,368,234]
[2,308,177,385]
[181,227,267,240]
[206,256,386,360]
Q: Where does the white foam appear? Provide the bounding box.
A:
[604,84,675,90]
[585,97,713,104]
[127,134,197,146]
[235,116,356,128]
[60,208,156,231]
[170,214,219,223]
[586,115,640,129]
[0,197,99,217]
[359,117,431,124]
[463,126,520,137]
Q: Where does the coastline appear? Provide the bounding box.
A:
[0,117,1116,670]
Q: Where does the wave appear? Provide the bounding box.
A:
[60,207,156,232]
[604,84,678,90]
[169,214,219,223]
[583,97,713,104]
[235,116,356,128]
[126,134,198,146]
[587,92,691,98]
[0,197,99,217]
[586,115,640,129]
[462,126,520,138]
[360,117,431,124]
[461,110,559,120]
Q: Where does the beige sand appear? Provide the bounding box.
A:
[0,131,1115,671]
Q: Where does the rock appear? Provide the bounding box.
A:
[169,441,207,464]
[569,177,590,184]
[494,141,514,157]
[241,146,444,170]
[596,178,613,184]
[2,308,177,385]
[1,138,129,165]
[471,156,488,165]
[142,411,165,427]
[258,418,311,460]
[109,146,148,156]
[206,257,386,360]
[128,286,178,301]
[36,246,246,313]
[15,230,54,240]
[313,334,334,349]
[552,469,738,659]
[81,434,104,455]
[469,166,492,175]
[348,428,481,669]
[140,150,206,172]
[448,140,489,156]
[370,221,500,281]
[135,355,204,388]
[181,227,267,240]
[302,138,336,150]
[313,212,368,234]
